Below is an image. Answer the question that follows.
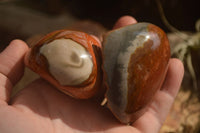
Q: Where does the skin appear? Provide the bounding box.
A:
[0,16,184,133]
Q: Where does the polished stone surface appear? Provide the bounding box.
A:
[25,30,102,99]
[40,38,93,86]
[103,23,170,123]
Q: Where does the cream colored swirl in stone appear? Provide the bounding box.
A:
[40,38,93,86]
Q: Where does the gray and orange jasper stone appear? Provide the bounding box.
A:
[103,23,170,124]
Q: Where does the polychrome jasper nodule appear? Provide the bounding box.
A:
[103,22,170,123]
[24,22,170,124]
[24,30,103,99]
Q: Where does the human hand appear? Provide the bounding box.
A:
[0,16,184,133]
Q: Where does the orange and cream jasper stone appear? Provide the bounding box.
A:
[25,30,103,99]
[39,38,93,86]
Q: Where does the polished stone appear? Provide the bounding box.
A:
[103,22,170,123]
[40,38,93,86]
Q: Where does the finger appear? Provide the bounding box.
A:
[0,40,28,103]
[132,59,184,133]
[161,59,184,97]
[113,15,137,29]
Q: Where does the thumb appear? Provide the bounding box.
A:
[0,39,28,103]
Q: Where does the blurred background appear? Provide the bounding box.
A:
[0,0,199,49]
[0,0,200,132]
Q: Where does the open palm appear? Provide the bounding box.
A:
[0,16,184,133]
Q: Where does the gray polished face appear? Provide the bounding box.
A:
[40,38,93,86]
[103,23,156,123]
